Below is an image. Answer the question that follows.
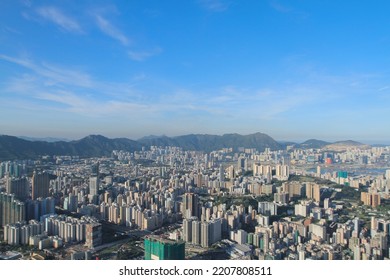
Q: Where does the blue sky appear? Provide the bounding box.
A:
[0,0,390,143]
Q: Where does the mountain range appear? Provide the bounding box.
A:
[0,132,369,160]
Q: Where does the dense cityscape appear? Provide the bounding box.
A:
[1,136,390,260]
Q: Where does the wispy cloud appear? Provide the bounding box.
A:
[0,54,147,102]
[0,54,152,117]
[36,6,83,33]
[1,58,206,118]
[128,47,162,61]
[0,54,93,88]
[268,0,309,19]
[2,26,22,35]
[200,85,322,120]
[198,0,231,12]
[269,0,292,13]
[94,14,130,46]
[378,86,389,91]
[91,8,161,61]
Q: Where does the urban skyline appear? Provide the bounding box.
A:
[1,140,390,260]
[1,1,390,142]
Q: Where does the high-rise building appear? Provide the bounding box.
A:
[324,198,330,209]
[182,193,199,219]
[316,166,321,177]
[263,233,269,254]
[209,218,222,244]
[258,202,278,216]
[0,163,5,178]
[192,220,201,245]
[183,218,193,243]
[144,236,185,260]
[85,222,102,249]
[305,182,321,202]
[309,223,326,240]
[236,229,248,245]
[89,176,99,197]
[275,165,289,180]
[25,197,55,221]
[294,200,313,217]
[237,156,247,172]
[6,176,29,201]
[201,221,209,248]
[219,165,224,184]
[361,192,381,208]
[372,193,381,208]
[253,164,272,177]
[274,192,289,205]
[283,182,304,198]
[0,192,25,227]
[196,172,203,188]
[3,220,45,245]
[91,162,100,177]
[197,218,223,248]
[227,165,235,180]
[32,172,50,200]
[67,193,78,212]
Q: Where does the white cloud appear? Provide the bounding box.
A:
[36,6,83,33]
[0,54,154,118]
[0,54,93,88]
[91,9,161,61]
[269,0,292,13]
[94,14,130,46]
[128,47,162,61]
[198,0,231,12]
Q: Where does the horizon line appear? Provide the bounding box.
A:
[1,133,388,146]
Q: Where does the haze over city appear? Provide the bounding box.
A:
[1,1,390,143]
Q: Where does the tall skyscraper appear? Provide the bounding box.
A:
[219,164,224,183]
[305,182,321,202]
[0,192,25,227]
[201,221,209,248]
[361,192,381,207]
[317,166,321,177]
[192,220,201,245]
[32,171,50,200]
[324,198,330,209]
[6,176,29,201]
[227,165,235,180]
[275,164,289,180]
[85,222,102,249]
[199,218,222,248]
[89,176,99,197]
[182,193,199,219]
[91,162,100,177]
[183,218,193,243]
[209,218,222,244]
[237,156,247,171]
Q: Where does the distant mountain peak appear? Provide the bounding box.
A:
[84,134,107,139]
[298,139,330,149]
[332,140,363,145]
[323,140,370,151]
[18,136,70,142]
